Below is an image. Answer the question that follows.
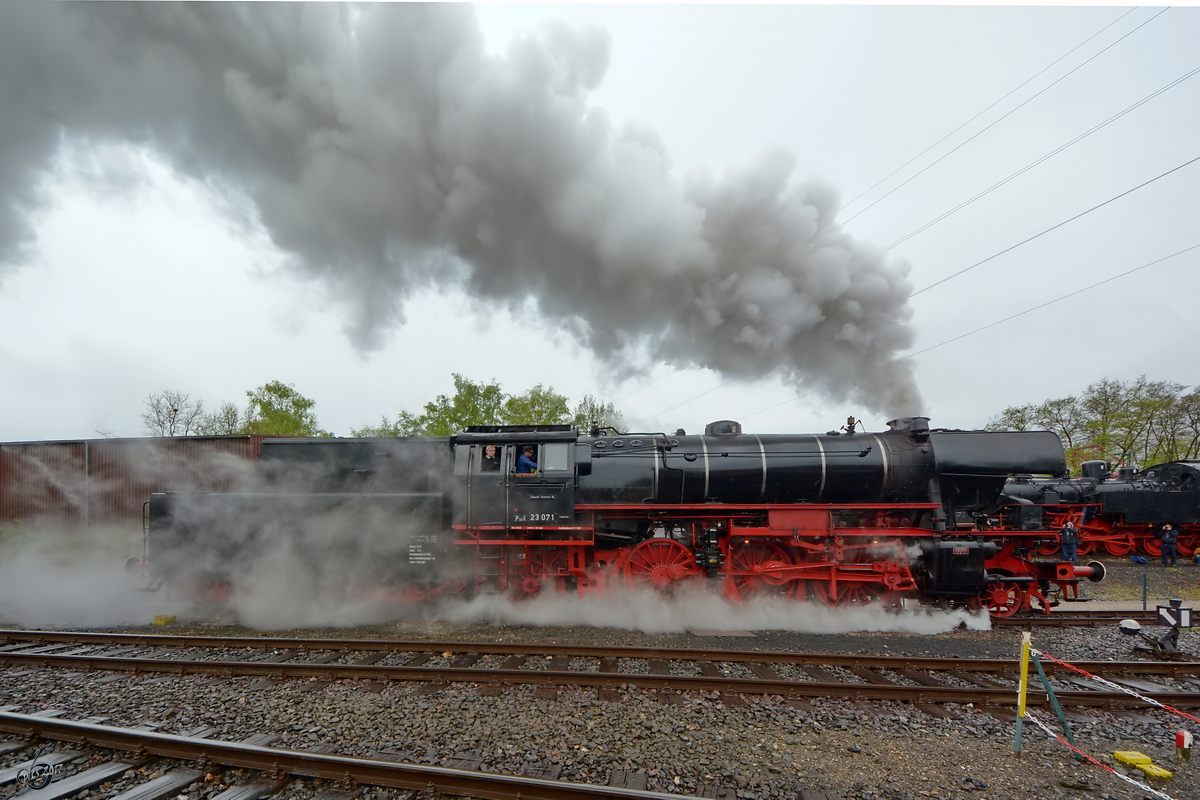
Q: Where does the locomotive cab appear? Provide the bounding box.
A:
[451,426,582,530]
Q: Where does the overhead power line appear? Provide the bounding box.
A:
[649,378,735,419]
[911,153,1200,297]
[739,395,801,422]
[838,7,1138,215]
[890,63,1200,249]
[904,242,1200,359]
[611,367,681,404]
[842,8,1169,226]
[558,349,657,397]
[655,230,1200,425]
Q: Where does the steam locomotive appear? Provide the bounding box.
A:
[139,417,1104,618]
[1004,459,1200,558]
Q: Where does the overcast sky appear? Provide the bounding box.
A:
[1,3,1197,443]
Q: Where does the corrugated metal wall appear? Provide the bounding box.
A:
[0,441,88,526]
[0,436,274,529]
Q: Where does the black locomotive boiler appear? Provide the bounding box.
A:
[140,417,1102,617]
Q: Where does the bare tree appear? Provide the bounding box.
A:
[1180,390,1200,460]
[195,402,245,435]
[142,389,205,436]
[985,403,1038,432]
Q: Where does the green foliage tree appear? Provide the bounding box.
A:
[355,376,625,437]
[573,394,627,433]
[356,375,506,437]
[417,374,507,436]
[350,411,424,438]
[987,376,1200,472]
[1178,390,1200,457]
[244,381,330,437]
[502,384,573,426]
[349,417,400,438]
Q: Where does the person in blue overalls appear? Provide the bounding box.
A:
[516,446,538,475]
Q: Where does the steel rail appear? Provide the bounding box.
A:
[0,712,678,800]
[1,629,1195,675]
[2,652,1197,707]
[994,613,1156,627]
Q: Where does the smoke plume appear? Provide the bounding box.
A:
[0,524,162,628]
[0,3,921,414]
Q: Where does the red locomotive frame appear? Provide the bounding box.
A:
[453,502,1101,617]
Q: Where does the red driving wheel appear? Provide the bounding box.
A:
[810,578,888,608]
[985,581,1026,618]
[722,541,798,603]
[622,539,702,596]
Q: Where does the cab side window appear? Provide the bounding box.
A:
[515,444,539,474]
[480,445,502,472]
[541,442,569,472]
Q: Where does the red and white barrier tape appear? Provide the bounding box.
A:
[1025,710,1176,800]
[1031,647,1200,724]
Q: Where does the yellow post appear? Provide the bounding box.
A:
[1014,631,1031,753]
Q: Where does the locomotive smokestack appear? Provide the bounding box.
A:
[0,4,922,414]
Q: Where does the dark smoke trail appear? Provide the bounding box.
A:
[0,3,922,414]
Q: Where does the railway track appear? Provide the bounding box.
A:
[2,629,1197,710]
[992,610,1156,627]
[0,711,678,800]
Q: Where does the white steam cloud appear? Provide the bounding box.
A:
[0,520,989,635]
[441,586,991,636]
[0,525,162,628]
[0,3,921,414]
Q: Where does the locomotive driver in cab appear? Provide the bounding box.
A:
[516,446,538,475]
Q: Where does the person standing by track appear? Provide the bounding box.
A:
[1059,520,1080,563]
[1160,523,1179,567]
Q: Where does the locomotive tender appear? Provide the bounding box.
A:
[1005,459,1200,558]
[144,417,1102,617]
